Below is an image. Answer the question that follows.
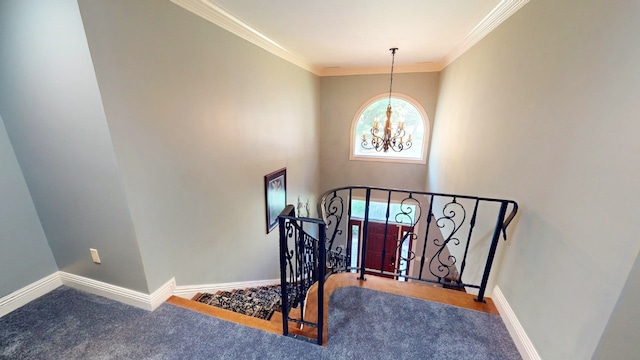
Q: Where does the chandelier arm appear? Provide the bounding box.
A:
[361,128,385,151]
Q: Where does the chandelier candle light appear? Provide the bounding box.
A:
[361,48,412,153]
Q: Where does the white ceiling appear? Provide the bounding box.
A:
[171,0,529,76]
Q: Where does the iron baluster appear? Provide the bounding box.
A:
[429,197,465,282]
[317,223,326,345]
[418,195,435,281]
[323,191,343,255]
[459,199,480,283]
[346,188,353,272]
[392,194,420,278]
[476,201,508,303]
[379,190,392,275]
[359,188,372,281]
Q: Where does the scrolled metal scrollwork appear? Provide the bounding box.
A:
[282,219,296,287]
[298,233,319,297]
[326,246,348,274]
[280,217,323,309]
[429,199,466,281]
[390,195,421,276]
[393,231,417,275]
[322,191,344,253]
[394,195,422,227]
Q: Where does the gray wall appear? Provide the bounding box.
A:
[593,252,640,358]
[78,0,321,289]
[430,0,640,358]
[0,0,149,293]
[0,114,57,298]
[319,73,439,193]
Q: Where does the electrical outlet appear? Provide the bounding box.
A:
[90,248,101,264]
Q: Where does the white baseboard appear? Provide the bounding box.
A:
[0,272,63,318]
[173,278,280,300]
[1,272,279,316]
[60,273,175,311]
[493,286,541,360]
[149,278,177,310]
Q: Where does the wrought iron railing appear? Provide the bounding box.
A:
[318,186,518,303]
[277,186,518,345]
[278,205,326,345]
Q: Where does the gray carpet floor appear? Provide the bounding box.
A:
[0,285,521,359]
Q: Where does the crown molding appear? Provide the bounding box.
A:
[438,0,530,69]
[170,0,529,77]
[321,63,441,77]
[170,0,321,75]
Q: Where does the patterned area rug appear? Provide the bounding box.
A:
[195,285,302,320]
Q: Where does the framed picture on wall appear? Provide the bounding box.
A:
[264,168,287,233]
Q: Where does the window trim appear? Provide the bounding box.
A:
[349,92,430,164]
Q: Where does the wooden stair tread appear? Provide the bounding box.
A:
[167,295,314,338]
[167,296,281,334]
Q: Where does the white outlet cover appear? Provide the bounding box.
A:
[90,248,101,264]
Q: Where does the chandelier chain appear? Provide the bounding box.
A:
[388,48,397,106]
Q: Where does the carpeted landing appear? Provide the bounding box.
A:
[0,286,522,359]
[194,284,301,321]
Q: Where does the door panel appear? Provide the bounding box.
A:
[364,222,399,278]
[349,220,415,280]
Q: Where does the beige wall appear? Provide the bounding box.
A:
[593,251,640,358]
[319,72,439,193]
[79,0,320,289]
[0,114,57,298]
[0,0,149,293]
[431,0,640,358]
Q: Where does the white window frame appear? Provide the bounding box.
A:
[349,92,430,164]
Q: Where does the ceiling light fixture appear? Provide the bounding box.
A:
[361,48,412,153]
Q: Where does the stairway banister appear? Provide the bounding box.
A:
[319,185,519,235]
[280,188,519,345]
[319,185,518,206]
[317,185,519,297]
[277,204,327,345]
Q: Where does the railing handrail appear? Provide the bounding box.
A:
[315,185,519,303]
[278,214,325,225]
[319,185,518,204]
[318,185,518,237]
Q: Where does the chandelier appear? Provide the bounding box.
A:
[361,48,412,153]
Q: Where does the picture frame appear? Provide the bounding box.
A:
[264,168,287,233]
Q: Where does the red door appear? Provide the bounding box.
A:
[350,221,414,280]
[364,222,399,278]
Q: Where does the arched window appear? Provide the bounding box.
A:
[350,93,429,163]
